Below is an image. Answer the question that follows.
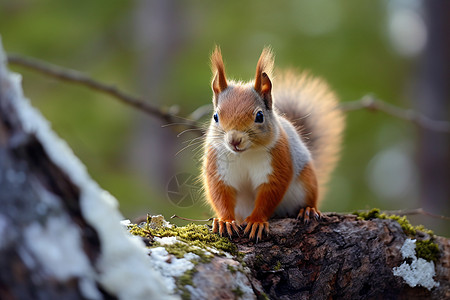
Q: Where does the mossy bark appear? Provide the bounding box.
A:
[235,215,449,299]
[128,212,449,299]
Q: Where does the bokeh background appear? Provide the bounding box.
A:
[1,0,449,236]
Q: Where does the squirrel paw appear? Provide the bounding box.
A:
[243,220,269,241]
[212,218,241,238]
[297,207,322,223]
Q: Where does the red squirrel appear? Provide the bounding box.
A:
[203,46,344,240]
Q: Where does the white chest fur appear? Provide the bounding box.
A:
[215,147,273,221]
[211,116,311,221]
[216,147,273,190]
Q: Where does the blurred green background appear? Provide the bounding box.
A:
[1,0,449,236]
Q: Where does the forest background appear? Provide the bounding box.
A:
[1,0,448,236]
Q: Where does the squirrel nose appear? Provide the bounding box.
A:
[226,131,246,152]
[230,138,242,150]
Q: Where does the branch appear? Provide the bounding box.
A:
[340,95,450,133]
[7,54,201,130]
[380,208,450,221]
[127,215,450,299]
[7,54,450,134]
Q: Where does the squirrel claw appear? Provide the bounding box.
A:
[297,207,321,223]
[244,221,269,241]
[212,218,240,238]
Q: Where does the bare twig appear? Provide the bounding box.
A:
[381,208,450,221]
[171,214,214,222]
[7,54,201,129]
[340,95,450,133]
[7,54,450,133]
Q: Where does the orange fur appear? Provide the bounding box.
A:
[245,130,293,222]
[254,47,274,85]
[254,47,274,108]
[211,46,228,96]
[298,162,319,209]
[217,86,260,131]
[214,85,277,149]
[296,162,321,221]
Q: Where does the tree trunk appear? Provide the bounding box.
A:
[128,0,191,193]
[0,39,174,300]
[416,0,450,235]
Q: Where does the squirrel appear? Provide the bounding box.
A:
[202,46,345,241]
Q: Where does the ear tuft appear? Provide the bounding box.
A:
[254,47,274,109]
[211,46,228,96]
[255,47,274,81]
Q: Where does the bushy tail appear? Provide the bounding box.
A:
[274,70,345,197]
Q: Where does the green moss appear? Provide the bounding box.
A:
[414,224,435,236]
[163,242,213,263]
[415,239,440,262]
[382,214,417,236]
[232,286,244,298]
[354,208,382,220]
[177,268,196,300]
[128,219,237,256]
[178,269,195,286]
[128,216,245,298]
[157,223,237,255]
[273,261,282,271]
[227,264,237,274]
[256,292,270,300]
[353,208,434,236]
[128,224,152,238]
[353,209,441,263]
[254,254,264,268]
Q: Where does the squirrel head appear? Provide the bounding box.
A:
[209,46,277,154]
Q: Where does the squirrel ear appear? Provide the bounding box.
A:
[257,72,272,109]
[254,47,274,109]
[211,46,228,102]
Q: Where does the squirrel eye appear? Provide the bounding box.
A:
[213,113,219,123]
[255,111,264,123]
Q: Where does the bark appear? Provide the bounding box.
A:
[234,216,449,300]
[135,214,449,299]
[0,132,103,300]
